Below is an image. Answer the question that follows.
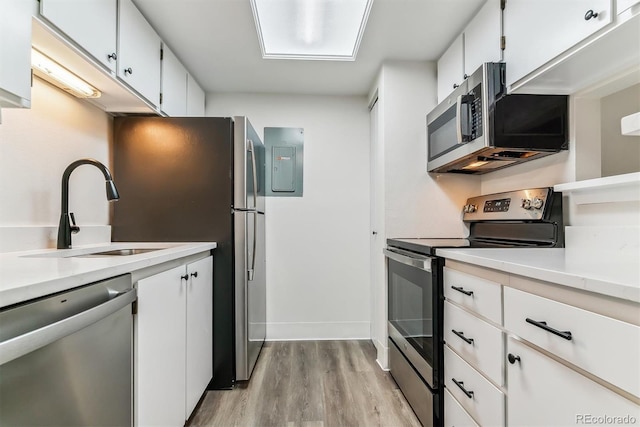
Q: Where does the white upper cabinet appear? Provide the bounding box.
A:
[437,34,464,103]
[618,0,640,14]
[40,0,117,73]
[437,0,503,103]
[118,0,161,108]
[0,0,32,108]
[463,0,502,77]
[161,44,187,116]
[187,73,206,117]
[504,0,613,88]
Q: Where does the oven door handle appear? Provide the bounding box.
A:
[383,248,432,272]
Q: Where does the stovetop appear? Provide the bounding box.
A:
[386,238,471,256]
[386,187,564,256]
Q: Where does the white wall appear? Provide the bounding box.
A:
[369,61,480,368]
[207,93,371,341]
[0,79,112,252]
[380,62,479,239]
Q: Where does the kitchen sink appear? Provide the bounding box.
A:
[22,247,170,258]
[73,248,163,257]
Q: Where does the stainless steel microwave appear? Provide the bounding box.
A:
[427,63,569,174]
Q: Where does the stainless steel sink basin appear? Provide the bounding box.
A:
[73,248,163,257]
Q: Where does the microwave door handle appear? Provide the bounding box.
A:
[456,95,464,144]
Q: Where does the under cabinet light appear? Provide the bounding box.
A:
[250,0,374,60]
[31,49,101,98]
[462,160,490,170]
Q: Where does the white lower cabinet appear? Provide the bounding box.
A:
[444,389,479,427]
[506,336,639,427]
[445,346,505,427]
[444,301,503,386]
[185,256,213,416]
[443,260,640,427]
[135,255,213,426]
[504,286,640,398]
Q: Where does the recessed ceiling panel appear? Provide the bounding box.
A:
[251,0,373,60]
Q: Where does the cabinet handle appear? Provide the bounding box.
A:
[453,83,459,89]
[451,286,473,296]
[507,353,521,364]
[525,318,573,340]
[190,272,198,278]
[452,329,474,345]
[180,274,189,281]
[584,9,598,20]
[108,52,117,61]
[463,73,469,79]
[452,378,474,398]
[124,67,133,75]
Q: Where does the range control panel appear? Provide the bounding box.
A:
[462,188,552,221]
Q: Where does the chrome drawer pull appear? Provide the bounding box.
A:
[452,329,474,345]
[452,378,474,399]
[451,286,473,296]
[525,318,573,341]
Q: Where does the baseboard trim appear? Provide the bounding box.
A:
[266,321,370,341]
[373,337,389,370]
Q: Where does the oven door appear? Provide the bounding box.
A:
[384,247,438,389]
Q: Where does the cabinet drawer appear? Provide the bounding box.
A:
[504,286,640,398]
[506,337,639,426]
[444,389,479,427]
[444,346,505,427]
[444,301,503,385]
[444,267,502,324]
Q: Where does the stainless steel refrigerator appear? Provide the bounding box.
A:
[111,116,266,389]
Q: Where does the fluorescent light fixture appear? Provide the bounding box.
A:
[31,49,101,98]
[250,0,374,60]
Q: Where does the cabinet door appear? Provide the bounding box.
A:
[463,0,502,76]
[0,0,31,108]
[437,34,464,103]
[187,73,205,117]
[444,389,479,427]
[40,0,117,72]
[618,0,640,14]
[185,256,213,418]
[504,0,612,87]
[161,44,187,116]
[136,265,186,427]
[506,337,639,426]
[118,0,161,107]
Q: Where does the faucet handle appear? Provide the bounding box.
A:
[69,213,80,234]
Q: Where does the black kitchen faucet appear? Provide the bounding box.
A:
[57,158,119,249]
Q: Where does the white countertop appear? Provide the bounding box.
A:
[0,242,217,308]
[436,248,640,303]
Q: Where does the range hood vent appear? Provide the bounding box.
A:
[437,148,556,175]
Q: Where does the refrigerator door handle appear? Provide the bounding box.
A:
[248,139,258,281]
[248,139,258,209]
[248,211,257,281]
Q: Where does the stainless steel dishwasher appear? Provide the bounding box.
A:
[0,274,136,426]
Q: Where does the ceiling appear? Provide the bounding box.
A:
[133,0,485,96]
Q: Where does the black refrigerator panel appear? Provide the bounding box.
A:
[112,117,234,242]
[112,116,237,389]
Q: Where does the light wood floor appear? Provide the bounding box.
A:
[188,340,421,427]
